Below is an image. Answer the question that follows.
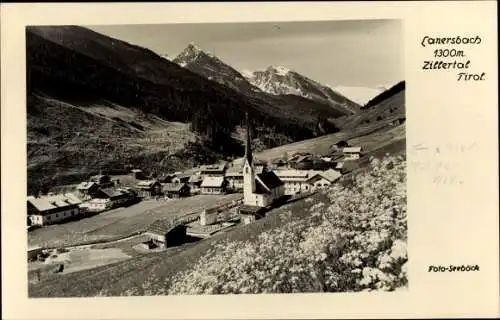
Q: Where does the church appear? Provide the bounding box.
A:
[242,113,285,208]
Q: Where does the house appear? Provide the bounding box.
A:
[200,164,227,177]
[200,207,218,226]
[271,158,287,168]
[289,154,314,170]
[89,174,114,188]
[95,188,137,208]
[242,113,285,208]
[75,181,99,200]
[27,193,82,226]
[130,169,146,180]
[83,198,113,212]
[343,146,363,160]
[157,173,175,183]
[136,180,162,198]
[200,176,227,195]
[274,169,312,195]
[306,169,342,190]
[162,183,190,198]
[238,205,265,224]
[225,169,244,192]
[145,219,187,248]
[172,172,192,183]
[187,174,203,194]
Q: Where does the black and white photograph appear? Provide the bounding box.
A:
[26,19,406,297]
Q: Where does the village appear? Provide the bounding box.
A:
[27,114,365,276]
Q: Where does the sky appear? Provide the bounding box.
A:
[87,19,402,88]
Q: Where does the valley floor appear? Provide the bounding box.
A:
[28,193,242,249]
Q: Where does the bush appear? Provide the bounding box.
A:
[167,155,407,294]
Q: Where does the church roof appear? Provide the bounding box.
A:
[255,171,284,193]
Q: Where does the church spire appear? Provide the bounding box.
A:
[245,112,253,165]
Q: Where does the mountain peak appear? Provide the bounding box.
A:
[267,65,292,76]
[187,42,203,52]
[174,42,217,67]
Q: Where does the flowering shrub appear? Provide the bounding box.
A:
[168,155,407,294]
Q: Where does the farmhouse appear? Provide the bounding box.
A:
[136,180,162,198]
[172,172,192,183]
[27,193,82,226]
[343,146,363,160]
[130,169,146,180]
[200,176,227,195]
[187,174,203,194]
[274,169,311,195]
[242,113,285,208]
[271,158,287,168]
[95,188,135,208]
[89,174,114,188]
[162,183,190,198]
[75,181,99,200]
[145,219,187,249]
[200,164,227,177]
[157,173,175,183]
[238,204,265,224]
[306,169,342,190]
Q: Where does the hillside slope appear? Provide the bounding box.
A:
[26,26,344,193]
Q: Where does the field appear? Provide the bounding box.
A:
[28,193,242,248]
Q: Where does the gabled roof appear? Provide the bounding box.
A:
[146,218,184,235]
[201,176,225,188]
[188,174,203,183]
[175,172,193,179]
[76,181,97,190]
[200,164,226,172]
[294,155,312,163]
[28,193,82,212]
[90,174,109,181]
[256,171,284,192]
[322,169,342,181]
[162,183,188,192]
[136,180,160,188]
[99,188,133,199]
[343,147,362,153]
[275,170,309,178]
[307,169,342,183]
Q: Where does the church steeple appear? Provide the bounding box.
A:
[244,112,253,166]
[243,112,256,199]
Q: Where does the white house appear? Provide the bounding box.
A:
[274,169,311,195]
[242,113,285,208]
[343,146,363,160]
[306,169,342,190]
[27,193,82,226]
[200,176,227,195]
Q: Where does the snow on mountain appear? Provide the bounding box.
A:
[243,65,361,114]
[331,86,383,106]
[173,43,259,93]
